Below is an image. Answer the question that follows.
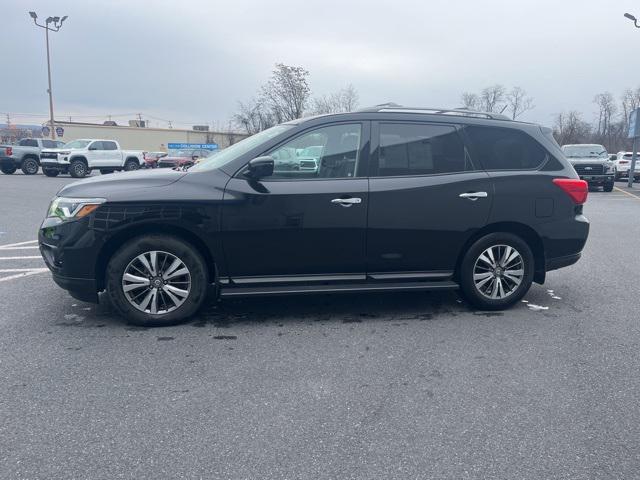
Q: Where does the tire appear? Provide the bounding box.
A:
[1,165,16,175]
[106,235,209,327]
[42,168,59,177]
[603,182,614,192]
[69,159,88,178]
[100,169,114,175]
[21,157,39,175]
[615,172,621,181]
[459,232,534,311]
[124,159,139,171]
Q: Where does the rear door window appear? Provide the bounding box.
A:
[19,139,38,147]
[372,123,471,177]
[102,141,118,150]
[464,126,547,170]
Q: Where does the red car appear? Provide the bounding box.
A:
[157,149,209,169]
[143,151,168,168]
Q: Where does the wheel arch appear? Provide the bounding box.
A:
[95,223,216,291]
[69,155,88,165]
[454,222,546,285]
[23,153,40,165]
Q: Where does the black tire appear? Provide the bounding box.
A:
[42,168,59,177]
[21,157,39,175]
[106,235,209,327]
[124,159,139,171]
[459,232,534,311]
[100,169,114,175]
[603,182,614,192]
[615,172,621,181]
[1,165,16,175]
[69,159,88,178]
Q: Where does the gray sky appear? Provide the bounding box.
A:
[2,0,639,129]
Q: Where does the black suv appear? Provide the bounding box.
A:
[39,106,590,326]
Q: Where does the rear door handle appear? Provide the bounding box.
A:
[459,192,488,201]
[331,197,362,207]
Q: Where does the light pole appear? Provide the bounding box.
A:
[624,13,640,187]
[28,12,68,140]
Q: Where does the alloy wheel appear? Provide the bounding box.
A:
[122,250,191,315]
[473,244,524,300]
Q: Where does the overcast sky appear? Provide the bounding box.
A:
[2,0,640,130]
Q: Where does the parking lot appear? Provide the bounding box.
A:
[1,171,640,479]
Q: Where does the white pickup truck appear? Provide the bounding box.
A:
[39,139,145,178]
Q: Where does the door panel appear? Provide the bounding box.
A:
[366,121,493,274]
[221,178,368,278]
[367,172,493,273]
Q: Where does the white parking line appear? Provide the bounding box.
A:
[0,268,49,273]
[0,240,38,249]
[0,256,43,260]
[0,269,48,283]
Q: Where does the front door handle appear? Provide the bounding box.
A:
[331,197,362,207]
[459,192,488,201]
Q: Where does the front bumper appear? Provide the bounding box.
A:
[39,216,101,303]
[578,174,614,184]
[40,160,68,171]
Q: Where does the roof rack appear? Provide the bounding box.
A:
[359,103,511,121]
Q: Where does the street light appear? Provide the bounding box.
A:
[624,12,640,28]
[28,11,68,140]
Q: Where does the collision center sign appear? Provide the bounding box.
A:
[168,143,218,150]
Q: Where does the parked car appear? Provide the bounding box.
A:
[561,143,615,191]
[157,149,211,169]
[0,138,65,175]
[39,139,144,178]
[143,151,168,169]
[613,151,640,182]
[39,106,590,327]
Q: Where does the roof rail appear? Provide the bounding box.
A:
[360,103,511,121]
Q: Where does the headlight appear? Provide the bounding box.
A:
[47,197,106,220]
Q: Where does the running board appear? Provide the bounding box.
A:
[219,281,459,298]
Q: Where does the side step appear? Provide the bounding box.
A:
[219,280,459,298]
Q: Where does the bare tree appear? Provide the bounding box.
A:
[460,92,480,110]
[233,98,276,135]
[553,111,592,146]
[621,87,640,133]
[505,86,534,120]
[313,84,360,115]
[593,92,617,137]
[479,84,507,113]
[262,63,311,122]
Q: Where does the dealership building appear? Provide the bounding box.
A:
[45,120,248,152]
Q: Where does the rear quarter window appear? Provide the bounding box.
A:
[464,126,547,171]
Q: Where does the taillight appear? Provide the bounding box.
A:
[6,147,12,156]
[619,160,629,164]
[553,178,588,205]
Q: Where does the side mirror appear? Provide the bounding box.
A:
[610,155,617,161]
[89,145,98,151]
[245,156,274,179]
[192,155,199,160]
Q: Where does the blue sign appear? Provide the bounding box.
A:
[42,126,50,137]
[55,126,64,137]
[168,143,218,150]
[630,109,640,139]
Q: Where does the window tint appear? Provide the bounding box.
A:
[42,140,58,148]
[90,141,104,150]
[465,126,547,170]
[19,139,38,147]
[102,141,118,150]
[374,123,468,177]
[267,123,361,179]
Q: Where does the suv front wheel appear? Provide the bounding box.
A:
[459,233,534,310]
[106,235,209,326]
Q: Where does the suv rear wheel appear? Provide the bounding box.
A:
[1,165,16,175]
[106,235,208,326]
[459,233,534,310]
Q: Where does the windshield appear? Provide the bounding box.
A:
[190,125,293,172]
[63,140,91,149]
[562,145,608,158]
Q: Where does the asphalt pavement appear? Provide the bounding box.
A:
[1,171,640,479]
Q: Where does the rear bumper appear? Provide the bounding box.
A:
[1,156,17,168]
[546,252,581,272]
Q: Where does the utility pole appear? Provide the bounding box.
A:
[28,11,68,140]
[624,13,640,187]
